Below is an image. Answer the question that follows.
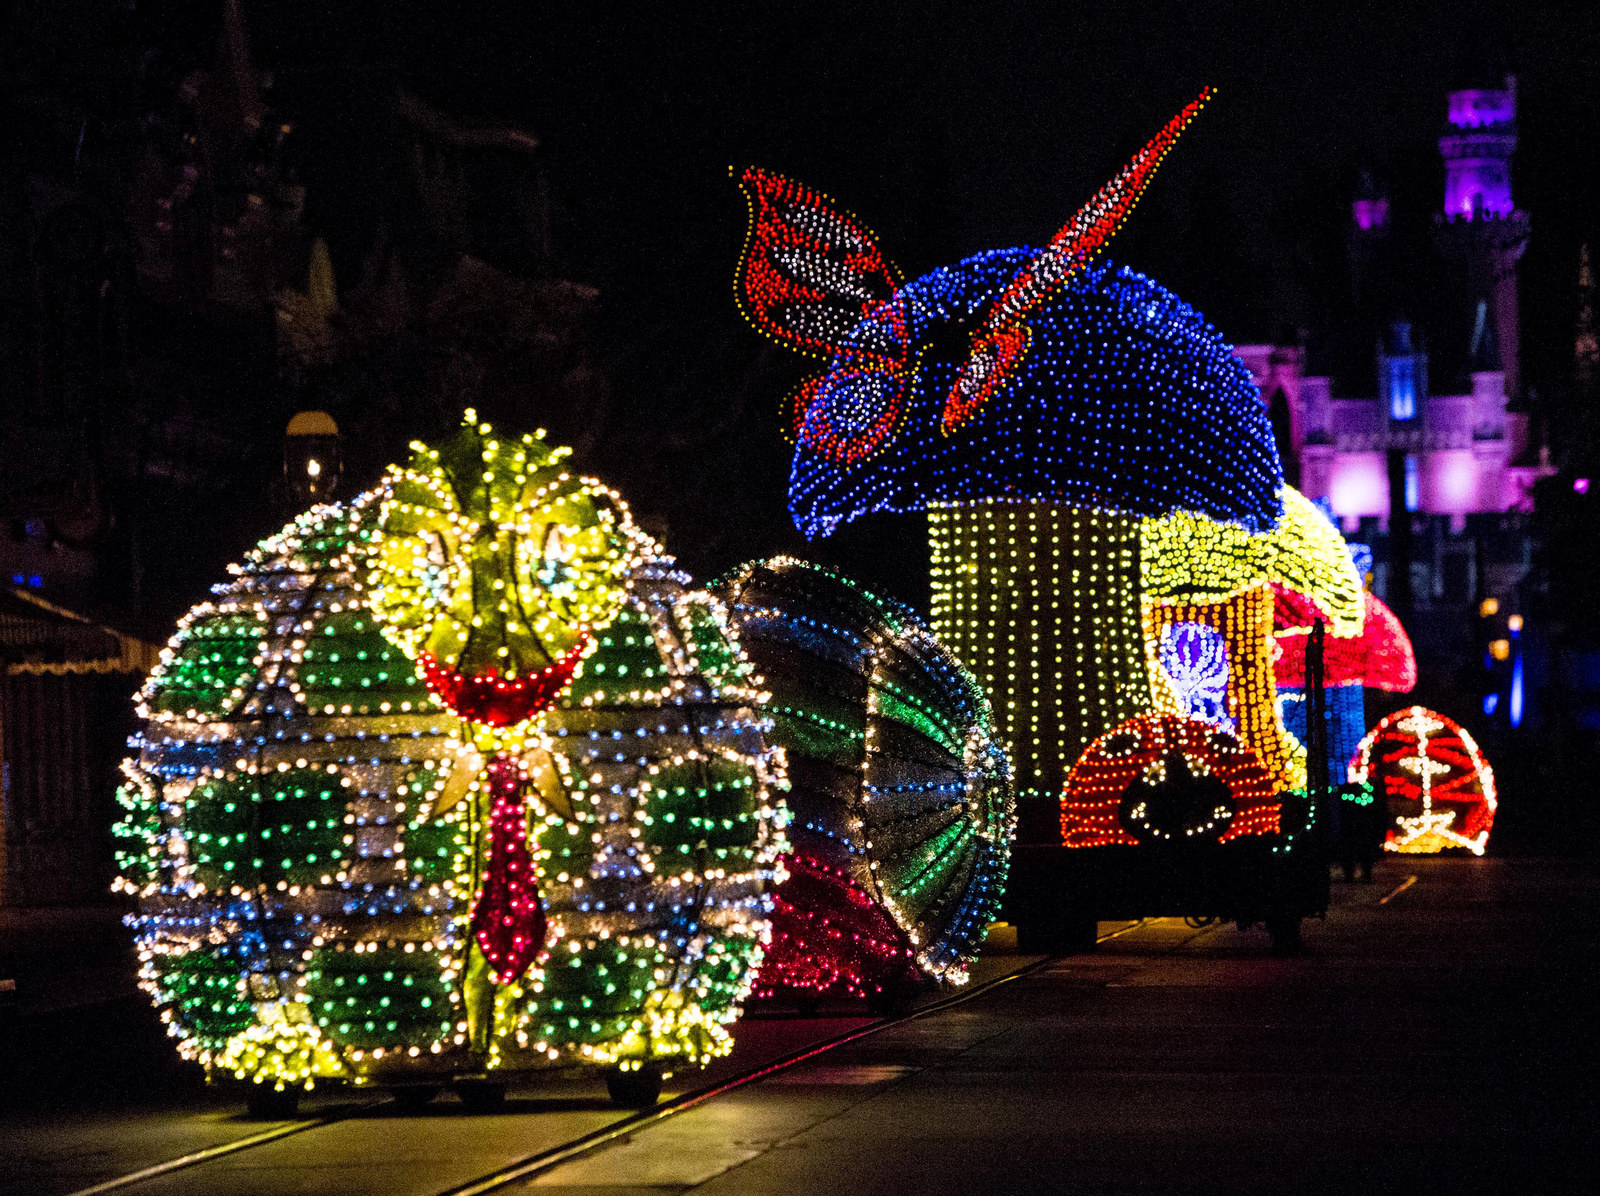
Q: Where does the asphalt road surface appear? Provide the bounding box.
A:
[3,856,1594,1195]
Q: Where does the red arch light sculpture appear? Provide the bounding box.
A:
[1349,706,1496,855]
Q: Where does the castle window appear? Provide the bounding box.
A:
[1390,356,1417,421]
[1404,454,1420,512]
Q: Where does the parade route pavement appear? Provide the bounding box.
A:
[3,856,1593,1195]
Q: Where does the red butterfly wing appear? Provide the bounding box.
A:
[941,87,1214,436]
[735,167,902,360]
[737,168,912,466]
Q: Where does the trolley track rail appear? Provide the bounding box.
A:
[63,1101,383,1196]
[441,919,1149,1196]
[1379,874,1419,905]
[52,918,1184,1196]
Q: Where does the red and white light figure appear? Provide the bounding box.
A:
[1061,713,1279,849]
[1349,707,1497,855]
[735,167,911,467]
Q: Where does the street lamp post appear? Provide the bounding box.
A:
[283,410,342,510]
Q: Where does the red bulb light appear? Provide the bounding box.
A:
[469,754,548,983]
[418,638,589,725]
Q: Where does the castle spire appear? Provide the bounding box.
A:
[1578,244,1598,391]
[1435,74,1530,450]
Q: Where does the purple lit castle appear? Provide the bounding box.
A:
[1230,77,1551,721]
[1230,79,1553,631]
[1237,77,1547,539]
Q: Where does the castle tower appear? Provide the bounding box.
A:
[1347,169,1392,321]
[1435,76,1531,459]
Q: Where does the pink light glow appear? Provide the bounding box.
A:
[1443,166,1514,220]
[1353,198,1389,232]
[1428,450,1479,516]
[1327,453,1389,520]
[1576,477,1591,495]
[1447,89,1514,130]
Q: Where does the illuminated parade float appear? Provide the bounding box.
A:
[1350,707,1497,855]
[114,80,1506,1117]
[729,88,1491,950]
[117,416,786,1111]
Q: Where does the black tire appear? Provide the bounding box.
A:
[453,1080,506,1112]
[1017,912,1098,954]
[245,1083,302,1119]
[1267,915,1303,956]
[605,1063,664,1108]
[391,1085,441,1112]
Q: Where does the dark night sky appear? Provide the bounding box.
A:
[24,0,1599,608]
[229,0,1596,594]
[248,0,1600,370]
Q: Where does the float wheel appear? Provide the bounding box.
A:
[245,1083,302,1119]
[454,1080,506,1112]
[604,1063,664,1108]
[391,1085,441,1112]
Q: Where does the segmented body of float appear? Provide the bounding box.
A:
[713,558,1012,1000]
[117,492,785,1095]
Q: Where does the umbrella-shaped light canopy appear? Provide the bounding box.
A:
[1274,589,1417,692]
[787,257,1284,539]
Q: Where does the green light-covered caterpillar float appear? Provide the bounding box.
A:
[117,414,786,1113]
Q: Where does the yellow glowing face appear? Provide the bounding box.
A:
[369,411,647,687]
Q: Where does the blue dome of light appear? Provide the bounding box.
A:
[787,253,1284,538]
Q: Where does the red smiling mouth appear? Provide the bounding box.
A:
[417,637,590,725]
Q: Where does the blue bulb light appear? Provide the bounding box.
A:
[787,255,1283,539]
